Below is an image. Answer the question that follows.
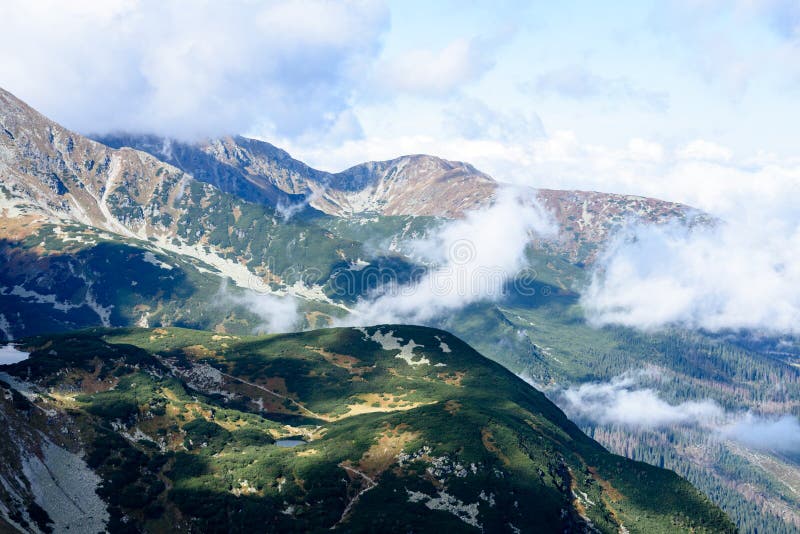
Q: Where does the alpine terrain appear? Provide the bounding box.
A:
[0,85,797,533]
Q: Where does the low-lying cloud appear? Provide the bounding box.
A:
[216,282,299,334]
[581,218,800,333]
[556,372,800,453]
[558,372,724,428]
[531,65,669,111]
[533,131,800,337]
[340,186,556,325]
[720,413,800,454]
[373,35,501,97]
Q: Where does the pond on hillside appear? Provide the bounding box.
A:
[275,439,306,448]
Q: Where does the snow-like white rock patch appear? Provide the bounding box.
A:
[149,235,344,308]
[143,251,173,270]
[0,372,39,402]
[0,282,113,326]
[478,490,495,507]
[52,225,92,245]
[114,424,166,451]
[2,285,80,312]
[348,258,370,271]
[158,358,235,401]
[435,336,452,353]
[137,311,150,328]
[573,489,595,507]
[82,286,113,327]
[0,191,20,216]
[22,438,109,533]
[0,345,28,365]
[406,489,481,529]
[365,329,431,366]
[152,235,257,289]
[0,314,12,341]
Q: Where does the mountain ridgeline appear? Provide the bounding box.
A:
[95,131,707,263]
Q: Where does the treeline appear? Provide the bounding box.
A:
[510,304,800,534]
[585,424,800,534]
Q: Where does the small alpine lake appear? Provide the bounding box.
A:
[275,439,306,448]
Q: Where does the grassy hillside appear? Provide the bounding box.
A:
[0,326,733,533]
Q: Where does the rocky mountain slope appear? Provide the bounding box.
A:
[98,133,498,219]
[97,132,708,263]
[0,88,363,276]
[0,325,734,533]
[0,87,420,339]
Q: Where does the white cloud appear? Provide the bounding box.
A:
[522,134,800,216]
[649,0,800,96]
[0,0,388,140]
[557,372,800,453]
[530,66,669,111]
[280,133,535,176]
[558,372,725,428]
[338,186,556,325]
[581,214,800,334]
[720,413,800,453]
[283,124,800,214]
[216,283,299,334]
[676,139,733,162]
[443,98,545,143]
[373,36,498,97]
[627,138,665,162]
[287,129,798,338]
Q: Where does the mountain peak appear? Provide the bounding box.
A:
[0,86,34,115]
[2,86,705,265]
[90,129,705,261]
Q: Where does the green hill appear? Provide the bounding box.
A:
[0,326,733,533]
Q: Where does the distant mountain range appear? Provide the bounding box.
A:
[0,84,705,337]
[96,130,707,263]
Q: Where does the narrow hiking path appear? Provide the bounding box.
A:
[333,464,378,528]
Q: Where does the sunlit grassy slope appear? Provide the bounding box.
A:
[1,325,734,533]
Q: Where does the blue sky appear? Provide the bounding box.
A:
[364,0,798,155]
[2,0,799,208]
[293,0,800,211]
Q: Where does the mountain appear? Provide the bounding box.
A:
[0,84,696,340]
[87,133,312,211]
[3,87,797,533]
[97,134,497,218]
[96,133,708,263]
[0,87,358,273]
[0,325,734,533]
[0,87,419,338]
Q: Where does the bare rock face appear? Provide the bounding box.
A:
[93,133,310,209]
[314,154,497,217]
[534,189,711,263]
[0,87,189,239]
[96,130,706,262]
[97,134,498,218]
[2,85,705,268]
